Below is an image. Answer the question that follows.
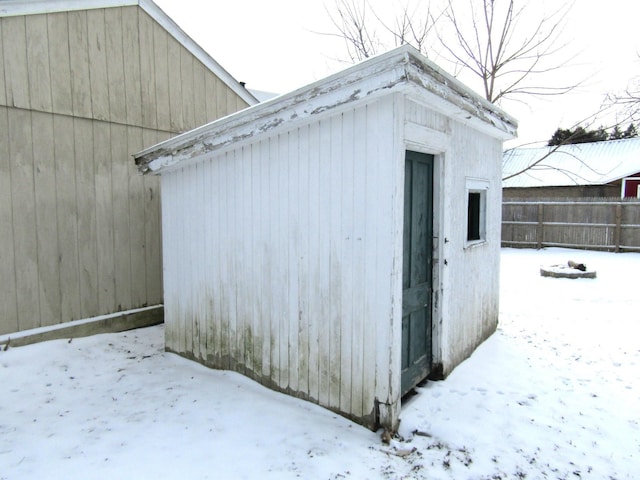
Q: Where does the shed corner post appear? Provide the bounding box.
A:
[376,398,401,435]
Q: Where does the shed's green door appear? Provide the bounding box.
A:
[401,151,434,396]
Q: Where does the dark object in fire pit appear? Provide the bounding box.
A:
[567,260,586,271]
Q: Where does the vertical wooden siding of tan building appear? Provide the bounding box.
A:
[0,6,249,335]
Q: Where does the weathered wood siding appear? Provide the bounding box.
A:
[0,6,249,335]
[161,96,399,427]
[404,99,504,376]
[502,199,640,251]
[503,184,620,199]
[442,123,503,373]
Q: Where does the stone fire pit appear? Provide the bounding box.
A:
[540,260,597,279]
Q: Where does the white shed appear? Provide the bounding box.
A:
[134,45,517,433]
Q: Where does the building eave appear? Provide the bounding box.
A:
[135,45,517,175]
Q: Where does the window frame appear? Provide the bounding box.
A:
[465,178,489,247]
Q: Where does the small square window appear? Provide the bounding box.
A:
[466,178,488,245]
[467,191,482,241]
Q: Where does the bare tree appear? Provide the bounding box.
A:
[326,0,629,186]
[437,0,576,104]
[326,0,576,105]
[607,77,640,124]
[325,0,436,63]
[325,0,377,62]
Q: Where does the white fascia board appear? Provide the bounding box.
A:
[135,45,518,174]
[0,0,258,107]
[404,57,517,140]
[136,50,409,174]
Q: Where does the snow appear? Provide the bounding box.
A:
[1,248,638,479]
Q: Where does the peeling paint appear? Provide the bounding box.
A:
[148,44,514,435]
[134,45,515,175]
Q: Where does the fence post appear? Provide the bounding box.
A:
[614,203,622,252]
[537,203,544,249]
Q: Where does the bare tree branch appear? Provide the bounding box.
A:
[324,0,379,62]
[324,0,613,183]
[325,0,436,60]
[436,0,576,104]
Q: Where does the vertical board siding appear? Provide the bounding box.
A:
[68,10,92,118]
[32,112,60,327]
[121,6,142,126]
[405,99,450,133]
[53,114,82,323]
[180,46,195,131]
[502,199,640,251]
[1,7,247,130]
[73,117,98,317]
[94,121,116,314]
[0,107,18,332]
[47,12,73,115]
[152,21,170,132]
[8,108,40,330]
[104,8,126,124]
[405,99,503,377]
[111,123,132,310]
[365,97,404,407]
[87,9,110,122]
[139,10,158,130]
[142,131,164,306]
[166,37,183,131]
[445,122,502,371]
[350,104,368,419]
[307,121,321,402]
[0,5,249,335]
[25,15,52,113]
[192,61,207,128]
[287,132,300,394]
[296,126,310,397]
[127,126,147,307]
[2,16,30,109]
[163,97,398,426]
[0,21,6,106]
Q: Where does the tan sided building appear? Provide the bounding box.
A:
[0,0,257,340]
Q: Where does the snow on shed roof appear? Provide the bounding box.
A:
[503,137,640,188]
[135,44,517,174]
[0,0,258,106]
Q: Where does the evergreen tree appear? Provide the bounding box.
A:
[548,126,608,146]
[607,123,637,140]
[609,125,624,140]
[623,123,637,138]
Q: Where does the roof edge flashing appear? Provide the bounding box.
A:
[135,45,518,174]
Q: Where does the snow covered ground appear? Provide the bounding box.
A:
[1,248,638,479]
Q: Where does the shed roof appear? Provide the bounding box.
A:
[134,44,517,174]
[502,137,640,188]
[0,0,258,106]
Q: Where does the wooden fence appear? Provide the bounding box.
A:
[501,198,640,252]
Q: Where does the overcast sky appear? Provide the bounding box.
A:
[153,0,640,146]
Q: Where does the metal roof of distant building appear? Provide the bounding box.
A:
[502,137,640,188]
[0,0,258,106]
